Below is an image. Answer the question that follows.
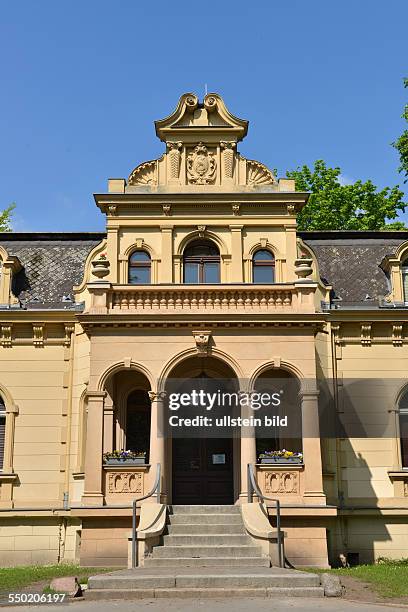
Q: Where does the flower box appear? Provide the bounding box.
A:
[104,457,146,466]
[259,456,303,465]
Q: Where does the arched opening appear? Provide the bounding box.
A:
[104,369,152,461]
[252,249,275,283]
[166,355,239,504]
[253,368,302,461]
[128,250,151,284]
[183,239,220,283]
[126,389,151,463]
[399,388,408,468]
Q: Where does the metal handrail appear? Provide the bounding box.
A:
[131,463,161,568]
[247,463,284,568]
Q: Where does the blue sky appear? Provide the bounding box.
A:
[0,0,407,232]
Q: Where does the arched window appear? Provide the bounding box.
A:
[128,250,151,284]
[0,396,5,470]
[399,389,408,468]
[402,259,408,304]
[183,240,220,283]
[252,249,275,283]
[126,390,151,462]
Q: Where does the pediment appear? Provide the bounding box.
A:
[155,93,248,144]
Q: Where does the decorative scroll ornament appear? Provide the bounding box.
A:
[246,159,275,186]
[187,143,216,184]
[108,471,142,494]
[128,160,158,186]
[264,470,299,494]
[192,330,212,353]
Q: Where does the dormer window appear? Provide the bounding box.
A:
[183,240,220,283]
[252,249,275,283]
[128,251,151,284]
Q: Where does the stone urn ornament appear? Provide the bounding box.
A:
[294,256,313,280]
[91,253,110,280]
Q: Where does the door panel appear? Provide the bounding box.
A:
[172,438,234,504]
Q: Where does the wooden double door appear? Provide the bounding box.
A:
[172,437,234,505]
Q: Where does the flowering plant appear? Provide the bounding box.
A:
[258,449,303,461]
[98,252,108,260]
[103,450,146,461]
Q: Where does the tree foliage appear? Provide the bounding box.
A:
[0,203,15,232]
[393,78,408,183]
[286,160,406,231]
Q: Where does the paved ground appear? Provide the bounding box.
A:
[0,598,406,611]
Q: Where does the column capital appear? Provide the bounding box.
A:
[86,391,107,402]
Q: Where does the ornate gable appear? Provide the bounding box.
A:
[127,93,277,189]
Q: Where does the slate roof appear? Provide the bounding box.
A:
[0,231,407,310]
[0,233,105,309]
[300,231,408,307]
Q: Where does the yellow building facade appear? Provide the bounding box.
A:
[0,93,408,568]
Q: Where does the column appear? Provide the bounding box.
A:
[229,224,244,282]
[82,391,105,505]
[160,226,173,283]
[301,389,326,503]
[103,395,114,454]
[240,399,257,501]
[148,391,166,502]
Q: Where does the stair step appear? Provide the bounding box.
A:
[89,572,320,590]
[144,556,270,568]
[167,523,246,534]
[169,505,240,514]
[168,513,242,525]
[153,545,263,558]
[163,534,251,546]
[85,587,324,600]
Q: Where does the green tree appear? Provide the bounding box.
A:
[286,160,406,230]
[0,203,15,232]
[393,78,408,183]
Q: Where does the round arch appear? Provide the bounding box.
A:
[176,231,228,257]
[157,347,244,392]
[248,360,304,390]
[247,241,281,260]
[97,360,154,392]
[123,241,158,260]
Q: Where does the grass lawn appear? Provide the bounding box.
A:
[0,564,115,592]
[310,563,408,599]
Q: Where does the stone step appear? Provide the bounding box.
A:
[89,572,320,590]
[169,505,240,514]
[153,545,263,558]
[163,534,251,546]
[167,523,246,535]
[168,513,242,525]
[144,556,270,568]
[85,586,324,600]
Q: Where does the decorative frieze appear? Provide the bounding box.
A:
[107,471,143,494]
[264,470,299,494]
[392,324,403,347]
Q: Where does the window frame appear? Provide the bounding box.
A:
[252,249,275,284]
[128,250,152,285]
[0,398,6,471]
[183,240,221,284]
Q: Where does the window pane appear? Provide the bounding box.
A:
[129,266,150,284]
[0,415,5,471]
[203,262,220,283]
[403,270,408,302]
[253,250,273,261]
[185,241,219,257]
[184,263,199,283]
[400,414,408,468]
[253,265,274,283]
[130,251,150,263]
